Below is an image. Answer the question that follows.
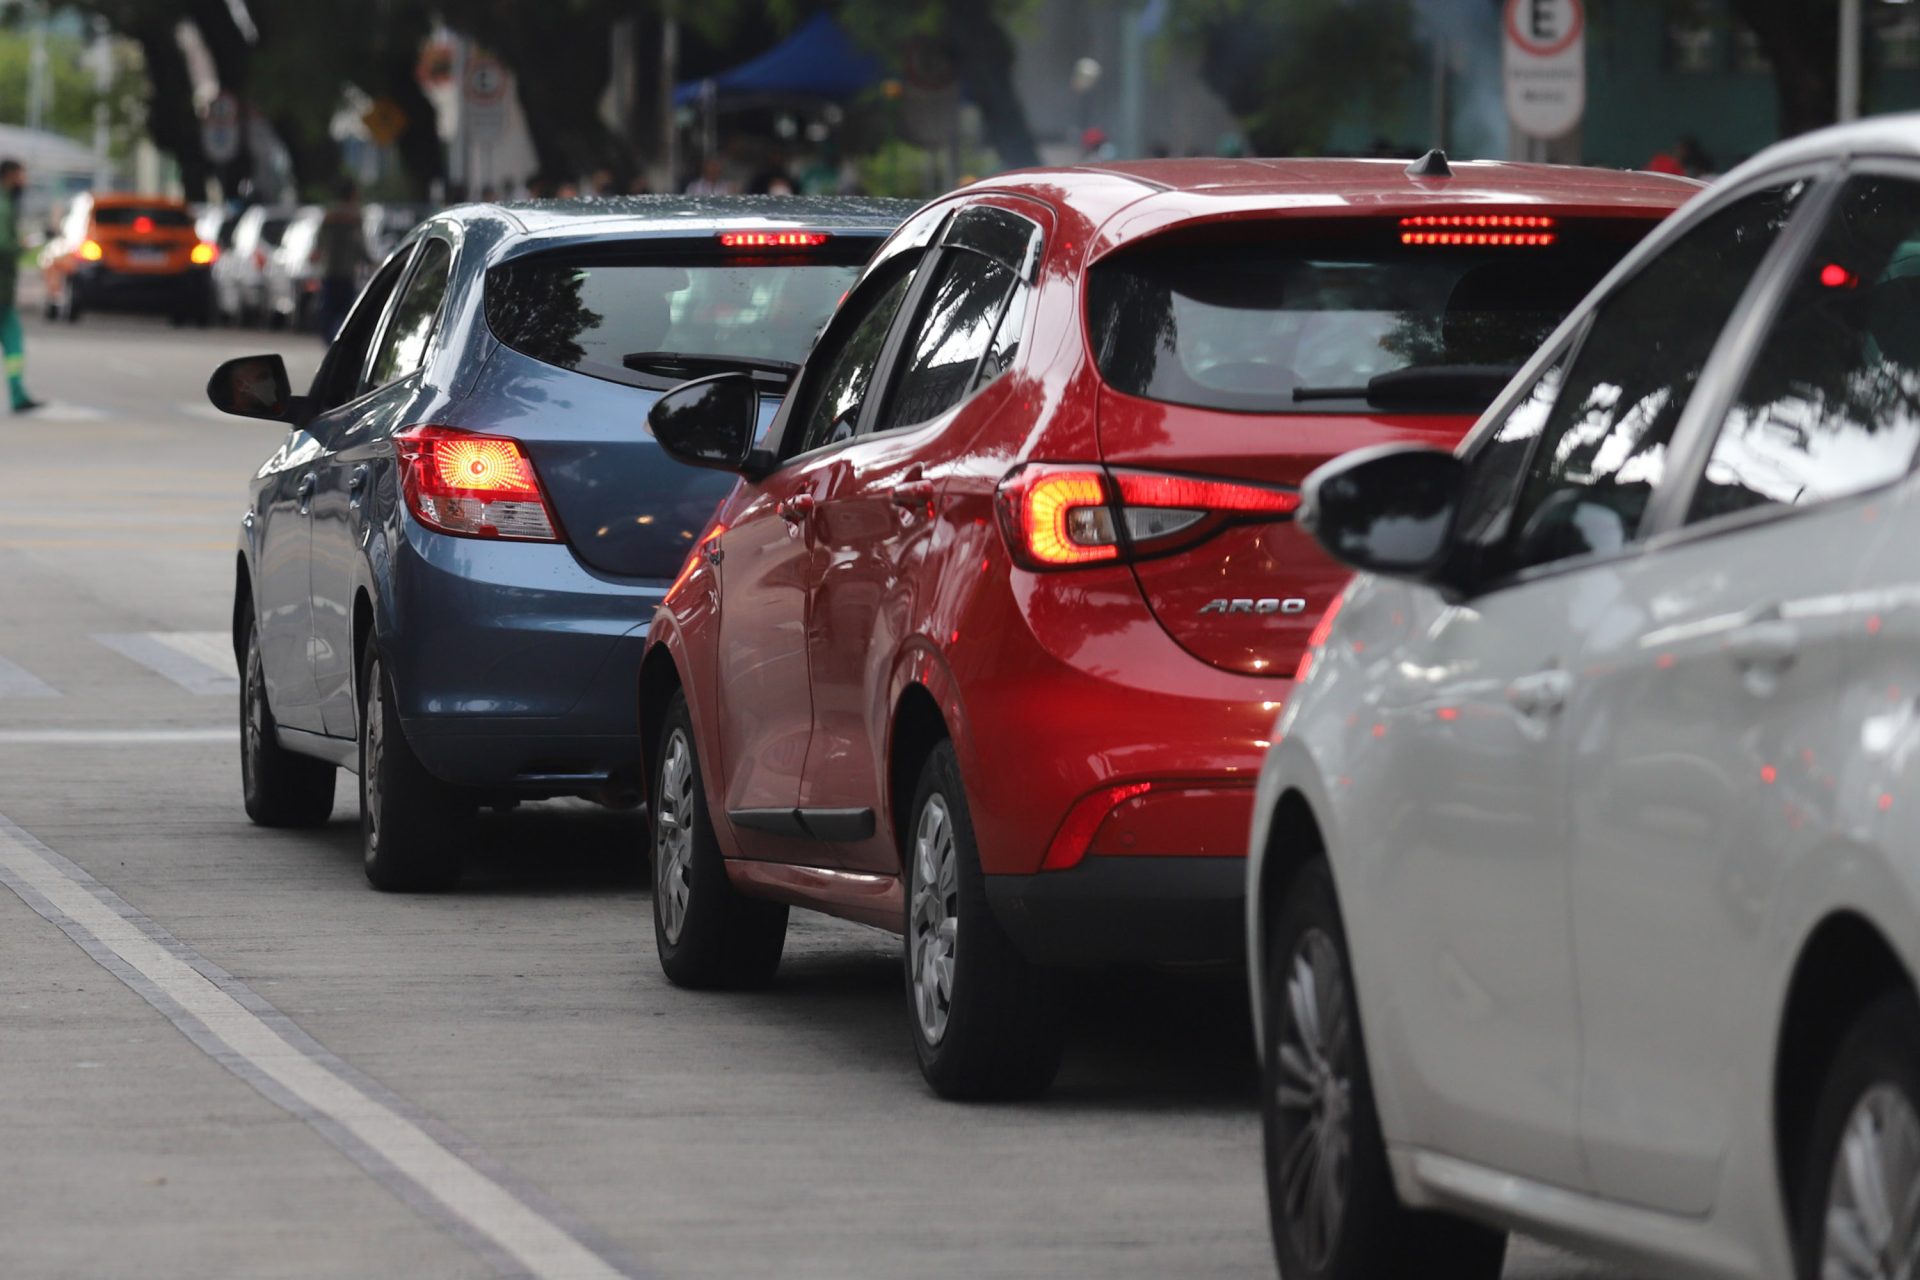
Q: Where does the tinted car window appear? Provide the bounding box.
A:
[974,282,1028,394]
[1085,222,1644,414]
[486,255,864,387]
[787,262,919,456]
[876,250,1015,431]
[309,249,414,412]
[1497,183,1807,573]
[1689,176,1920,524]
[366,239,452,390]
[259,217,292,249]
[93,206,192,228]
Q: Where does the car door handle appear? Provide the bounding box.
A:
[296,473,317,510]
[892,479,935,509]
[778,494,815,525]
[1726,618,1799,673]
[348,465,369,492]
[1505,668,1572,718]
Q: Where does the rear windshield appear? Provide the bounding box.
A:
[95,206,191,229]
[486,250,868,388]
[260,218,292,248]
[1087,220,1652,413]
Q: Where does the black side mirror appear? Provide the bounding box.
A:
[1300,443,1465,580]
[647,372,764,475]
[207,354,297,423]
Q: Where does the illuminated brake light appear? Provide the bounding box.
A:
[132,215,154,234]
[394,426,560,542]
[1399,214,1556,247]
[1294,593,1346,683]
[717,231,830,249]
[78,239,104,261]
[190,242,217,265]
[1821,262,1858,289]
[1043,782,1153,871]
[995,464,1300,570]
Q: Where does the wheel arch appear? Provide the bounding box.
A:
[1773,909,1918,1223]
[352,587,376,703]
[887,683,952,871]
[637,639,685,809]
[232,551,254,666]
[1253,787,1329,971]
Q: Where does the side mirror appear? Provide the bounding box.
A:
[647,372,764,475]
[1300,443,1465,580]
[207,354,296,423]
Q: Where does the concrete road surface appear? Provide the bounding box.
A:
[0,310,1646,1279]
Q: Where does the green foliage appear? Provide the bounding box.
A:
[1163,0,1425,154]
[0,26,146,153]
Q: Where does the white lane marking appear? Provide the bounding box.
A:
[92,631,237,696]
[0,656,59,699]
[21,403,107,422]
[0,728,232,744]
[0,815,640,1280]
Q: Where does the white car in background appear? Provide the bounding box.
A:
[213,204,293,326]
[264,205,323,330]
[1247,115,1920,1280]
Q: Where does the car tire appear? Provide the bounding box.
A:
[61,282,81,323]
[358,646,466,892]
[904,740,1068,1101]
[1794,989,1920,1280]
[1263,857,1507,1280]
[651,691,787,988]
[240,617,336,827]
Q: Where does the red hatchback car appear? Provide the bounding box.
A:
[638,157,1695,1097]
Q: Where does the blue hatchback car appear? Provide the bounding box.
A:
[210,196,912,890]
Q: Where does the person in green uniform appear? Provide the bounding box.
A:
[0,160,42,414]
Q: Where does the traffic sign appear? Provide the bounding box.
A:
[362,98,408,147]
[202,91,241,165]
[1504,0,1585,139]
[464,51,509,144]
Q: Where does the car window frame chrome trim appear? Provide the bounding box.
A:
[1450,159,1844,601]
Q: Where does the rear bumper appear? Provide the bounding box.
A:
[72,265,210,307]
[984,855,1246,967]
[384,521,668,793]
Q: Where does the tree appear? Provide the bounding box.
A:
[1165,0,1424,155]
[1724,0,1839,138]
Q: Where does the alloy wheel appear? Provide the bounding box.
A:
[908,793,959,1046]
[243,641,265,788]
[654,729,695,945]
[364,662,385,855]
[1275,928,1354,1272]
[1821,1083,1920,1280]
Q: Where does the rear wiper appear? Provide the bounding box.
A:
[1291,364,1519,410]
[621,351,800,389]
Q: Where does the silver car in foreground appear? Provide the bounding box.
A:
[1247,114,1920,1280]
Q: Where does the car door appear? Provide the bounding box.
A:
[1368,176,1813,1189]
[713,253,924,859]
[1566,169,1920,1212]
[311,238,452,737]
[799,206,1037,872]
[267,246,413,738]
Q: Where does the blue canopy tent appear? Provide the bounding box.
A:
[673,14,885,107]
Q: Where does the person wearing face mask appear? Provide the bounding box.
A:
[0,160,42,414]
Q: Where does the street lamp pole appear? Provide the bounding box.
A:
[1839,0,1863,122]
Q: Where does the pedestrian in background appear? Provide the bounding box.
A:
[0,159,41,414]
[312,179,368,342]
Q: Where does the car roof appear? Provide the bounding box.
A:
[419,194,919,267]
[89,193,190,209]
[963,157,1701,258]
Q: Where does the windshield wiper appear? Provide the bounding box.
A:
[621,351,800,388]
[1291,364,1519,410]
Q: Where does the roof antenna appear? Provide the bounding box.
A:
[1406,149,1453,179]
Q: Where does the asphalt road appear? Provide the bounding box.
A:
[0,309,1645,1279]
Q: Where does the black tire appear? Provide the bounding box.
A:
[1794,989,1920,1280]
[904,741,1068,1100]
[240,617,336,827]
[1263,857,1507,1280]
[358,645,466,892]
[61,282,81,323]
[650,690,787,988]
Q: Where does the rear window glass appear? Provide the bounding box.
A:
[486,251,868,388]
[260,218,292,248]
[94,206,191,228]
[1087,221,1652,413]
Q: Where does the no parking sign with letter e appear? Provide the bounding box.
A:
[1504,0,1585,139]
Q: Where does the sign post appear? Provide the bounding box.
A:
[463,51,509,195]
[1504,0,1586,154]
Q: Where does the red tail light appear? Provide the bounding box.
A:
[717,231,830,249]
[394,426,561,542]
[1043,782,1153,871]
[994,463,1299,570]
[132,215,154,234]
